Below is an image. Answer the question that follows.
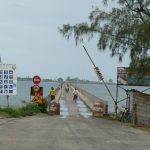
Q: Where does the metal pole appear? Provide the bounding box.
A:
[115,75,119,115]
[101,78,116,103]
[6,95,9,107]
[83,45,96,68]
[117,97,128,103]
[82,45,116,104]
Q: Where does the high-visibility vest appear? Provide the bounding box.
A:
[50,89,55,96]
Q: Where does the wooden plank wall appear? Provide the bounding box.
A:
[132,91,150,126]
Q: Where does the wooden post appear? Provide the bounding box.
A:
[6,95,9,107]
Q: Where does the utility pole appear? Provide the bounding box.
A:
[82,45,117,114]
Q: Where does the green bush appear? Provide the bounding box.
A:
[15,103,40,117]
[0,103,41,118]
[0,107,16,117]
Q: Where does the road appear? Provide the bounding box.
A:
[0,86,150,150]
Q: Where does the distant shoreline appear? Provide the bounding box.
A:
[71,81,117,85]
[17,77,57,82]
[17,77,117,85]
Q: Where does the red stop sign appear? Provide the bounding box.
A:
[33,75,41,85]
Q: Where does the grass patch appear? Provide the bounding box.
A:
[0,103,41,118]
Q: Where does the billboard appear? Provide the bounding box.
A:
[117,67,150,86]
[0,64,17,95]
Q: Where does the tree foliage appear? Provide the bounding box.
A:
[57,77,63,82]
[59,0,150,72]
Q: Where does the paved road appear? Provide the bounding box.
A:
[0,86,150,150]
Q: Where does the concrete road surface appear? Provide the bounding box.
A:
[0,86,150,150]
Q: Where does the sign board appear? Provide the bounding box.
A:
[30,86,43,96]
[117,67,150,86]
[0,64,17,95]
[33,75,41,85]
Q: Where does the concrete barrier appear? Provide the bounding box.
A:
[71,85,108,114]
[45,87,62,113]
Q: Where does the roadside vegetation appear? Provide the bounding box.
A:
[0,103,42,118]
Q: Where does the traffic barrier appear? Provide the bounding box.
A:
[49,101,60,115]
[92,101,104,117]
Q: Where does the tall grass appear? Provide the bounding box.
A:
[0,103,40,118]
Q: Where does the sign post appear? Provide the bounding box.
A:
[117,67,150,86]
[33,75,41,85]
[31,75,44,106]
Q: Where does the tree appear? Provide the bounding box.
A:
[59,0,150,72]
[57,77,63,82]
[129,55,150,74]
[66,76,71,81]
[109,79,113,83]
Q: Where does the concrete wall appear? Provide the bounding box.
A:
[130,91,150,126]
[72,85,108,114]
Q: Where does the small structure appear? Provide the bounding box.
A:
[129,90,150,126]
[92,101,104,117]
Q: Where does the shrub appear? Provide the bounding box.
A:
[0,103,41,118]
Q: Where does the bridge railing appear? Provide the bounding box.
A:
[71,84,108,114]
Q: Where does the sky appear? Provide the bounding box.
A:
[0,0,130,82]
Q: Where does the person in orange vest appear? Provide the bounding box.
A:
[48,87,56,112]
[50,87,55,101]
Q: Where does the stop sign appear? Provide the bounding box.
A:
[33,75,41,85]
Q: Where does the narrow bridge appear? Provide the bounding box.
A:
[59,85,92,119]
[0,84,149,150]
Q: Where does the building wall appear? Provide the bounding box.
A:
[131,91,150,126]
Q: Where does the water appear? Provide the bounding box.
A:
[0,80,59,107]
[0,80,149,112]
[59,91,69,118]
[75,83,150,112]
[77,100,92,118]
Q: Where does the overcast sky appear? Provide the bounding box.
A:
[0,0,130,82]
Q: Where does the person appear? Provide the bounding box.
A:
[50,87,55,101]
[65,84,69,93]
[73,88,78,103]
[58,84,61,89]
[48,87,56,111]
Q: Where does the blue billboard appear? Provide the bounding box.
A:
[117,67,150,86]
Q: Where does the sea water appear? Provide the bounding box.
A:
[0,81,149,112]
[75,83,150,112]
